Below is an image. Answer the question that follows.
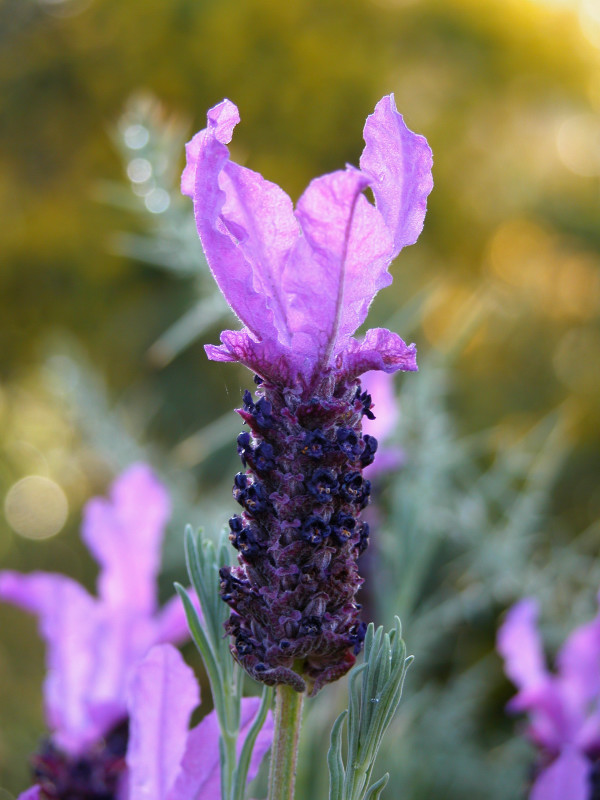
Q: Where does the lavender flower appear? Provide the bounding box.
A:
[20,643,273,800]
[182,95,432,695]
[497,597,600,800]
[0,465,198,799]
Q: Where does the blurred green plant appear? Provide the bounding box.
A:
[96,94,230,368]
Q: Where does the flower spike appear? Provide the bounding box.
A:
[182,97,432,695]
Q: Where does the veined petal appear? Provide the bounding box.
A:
[81,464,170,615]
[182,99,280,346]
[205,328,302,385]
[127,645,199,800]
[360,94,433,256]
[287,169,395,374]
[168,697,273,800]
[341,328,417,379]
[0,571,99,754]
[530,748,590,800]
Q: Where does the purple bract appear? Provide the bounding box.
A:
[182,95,432,694]
[497,597,600,800]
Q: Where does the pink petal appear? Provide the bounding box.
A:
[0,571,100,754]
[341,328,417,378]
[530,748,590,800]
[127,645,199,800]
[81,464,170,615]
[205,328,299,385]
[152,588,202,645]
[182,99,280,347]
[361,371,400,443]
[17,787,41,799]
[287,169,394,375]
[557,604,600,710]
[360,94,433,256]
[497,599,548,693]
[169,698,273,800]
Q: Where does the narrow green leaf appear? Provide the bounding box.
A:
[327,711,348,800]
[232,685,273,800]
[364,774,389,800]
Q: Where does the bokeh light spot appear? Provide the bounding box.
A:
[126,157,152,184]
[124,124,150,150]
[4,476,68,540]
[144,188,170,214]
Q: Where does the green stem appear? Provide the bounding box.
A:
[267,685,305,800]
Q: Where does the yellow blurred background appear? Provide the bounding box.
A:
[0,0,599,795]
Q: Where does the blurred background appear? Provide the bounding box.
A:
[0,0,599,797]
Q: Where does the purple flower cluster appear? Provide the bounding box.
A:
[498,597,600,800]
[182,95,432,694]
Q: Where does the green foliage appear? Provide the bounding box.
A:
[328,618,411,800]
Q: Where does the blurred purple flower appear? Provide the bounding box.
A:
[497,597,600,800]
[181,94,432,390]
[20,643,273,800]
[181,96,432,695]
[126,644,272,800]
[0,464,199,797]
[361,370,404,477]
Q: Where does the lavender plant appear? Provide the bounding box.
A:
[180,94,433,799]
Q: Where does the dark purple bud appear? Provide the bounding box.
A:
[355,388,376,420]
[300,515,330,545]
[237,481,270,514]
[237,432,253,466]
[236,527,265,558]
[300,429,329,460]
[253,442,276,472]
[229,515,244,534]
[307,468,339,502]
[299,615,323,636]
[356,522,370,554]
[330,512,356,544]
[234,472,248,490]
[341,472,369,505]
[348,620,367,654]
[360,434,378,467]
[235,634,255,656]
[336,427,362,459]
[242,390,274,428]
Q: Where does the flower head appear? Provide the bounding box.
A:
[182,94,432,392]
[182,96,432,695]
[497,597,600,800]
[0,465,198,797]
